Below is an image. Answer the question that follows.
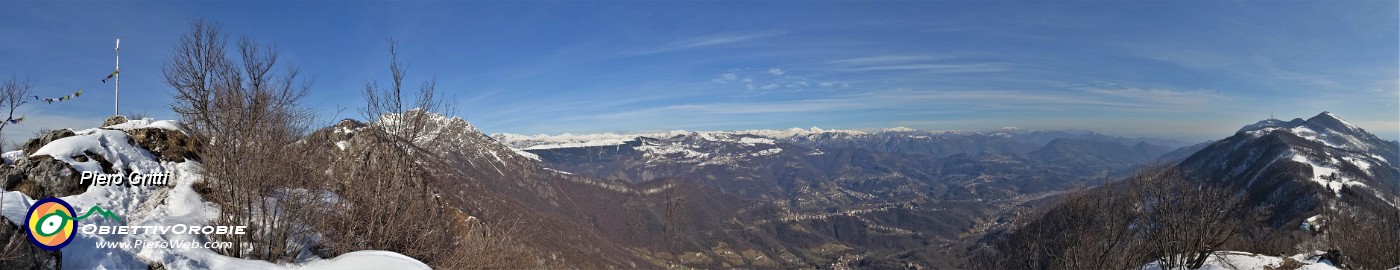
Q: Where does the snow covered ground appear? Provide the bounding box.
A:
[1142,251,1339,270]
[0,119,429,269]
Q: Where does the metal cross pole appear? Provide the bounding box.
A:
[114,38,120,116]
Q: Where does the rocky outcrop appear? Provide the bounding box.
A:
[1,156,87,199]
[4,124,196,199]
[125,128,201,162]
[101,115,128,127]
[21,130,74,157]
[0,215,61,269]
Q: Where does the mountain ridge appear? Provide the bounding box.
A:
[1181,111,1400,226]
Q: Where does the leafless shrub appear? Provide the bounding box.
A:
[1135,165,1262,269]
[1326,205,1400,270]
[971,164,1260,270]
[312,39,542,269]
[969,182,1147,270]
[123,109,150,120]
[437,215,556,269]
[163,18,319,262]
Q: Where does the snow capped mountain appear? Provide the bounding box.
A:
[496,127,1187,163]
[341,110,543,176]
[492,127,864,151]
[1181,112,1400,226]
[1239,111,1397,156]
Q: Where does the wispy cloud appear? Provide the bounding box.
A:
[1071,84,1225,107]
[829,54,949,65]
[710,67,845,94]
[840,63,1009,73]
[711,72,738,84]
[821,53,1009,74]
[628,31,789,56]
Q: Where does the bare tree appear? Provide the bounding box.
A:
[1327,205,1400,270]
[358,38,455,139]
[163,18,317,262]
[970,183,1148,270]
[313,39,472,267]
[163,19,229,136]
[1134,165,1260,269]
[971,164,1260,270]
[0,76,33,152]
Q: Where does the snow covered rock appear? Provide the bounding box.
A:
[20,129,75,156]
[1,156,86,199]
[122,128,200,162]
[104,118,191,134]
[101,115,128,127]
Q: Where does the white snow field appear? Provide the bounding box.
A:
[1142,251,1340,270]
[0,119,429,269]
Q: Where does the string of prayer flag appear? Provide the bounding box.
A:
[33,90,83,104]
[101,70,119,83]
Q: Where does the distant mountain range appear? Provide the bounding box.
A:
[369,110,1396,268]
[487,126,1200,267]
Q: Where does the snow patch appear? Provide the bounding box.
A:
[296,250,432,270]
[104,118,190,135]
[510,148,541,161]
[752,147,782,156]
[544,168,572,175]
[2,150,21,165]
[1341,155,1373,173]
[1291,154,1367,196]
[1291,126,1342,149]
[523,138,632,150]
[637,144,710,160]
[879,126,916,133]
[1142,251,1338,270]
[737,137,775,145]
[30,129,162,174]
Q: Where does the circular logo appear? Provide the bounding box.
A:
[25,198,75,250]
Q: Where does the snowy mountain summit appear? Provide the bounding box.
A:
[1238,111,1396,154]
[1182,111,1400,226]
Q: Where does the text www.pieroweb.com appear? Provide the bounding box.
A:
[95,239,233,249]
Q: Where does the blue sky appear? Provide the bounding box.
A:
[0,1,1396,144]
